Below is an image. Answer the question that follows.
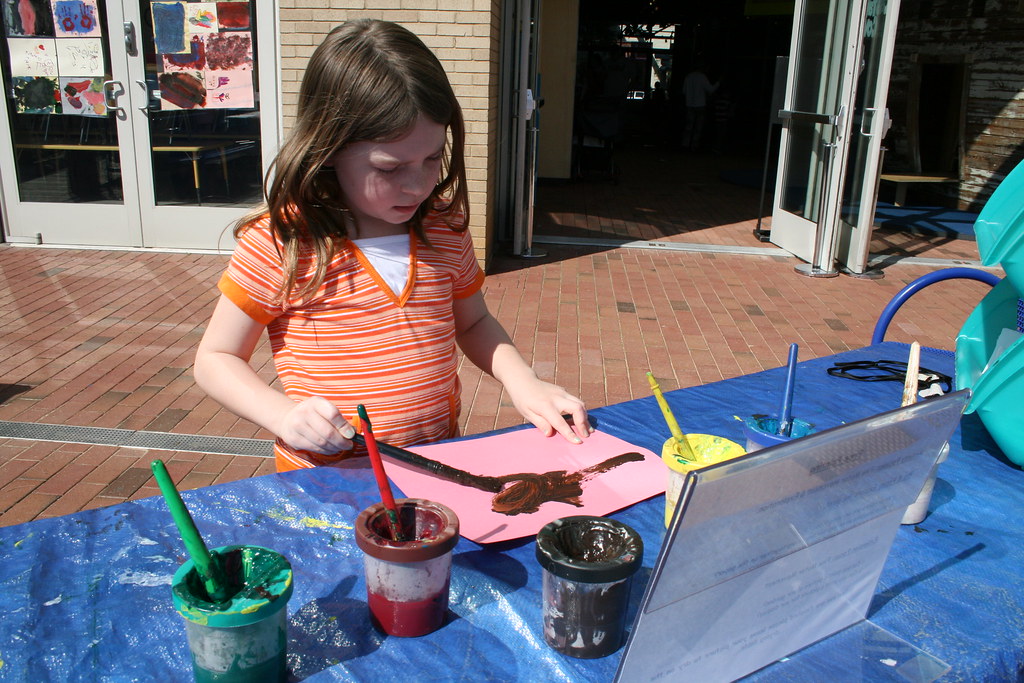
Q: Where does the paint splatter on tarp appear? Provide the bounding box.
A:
[158,70,205,109]
[13,75,59,112]
[59,76,105,115]
[51,0,98,37]
[3,0,56,37]
[151,1,186,53]
[214,1,248,30]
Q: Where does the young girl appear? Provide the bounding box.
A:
[194,19,591,471]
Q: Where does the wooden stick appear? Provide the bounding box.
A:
[902,342,921,407]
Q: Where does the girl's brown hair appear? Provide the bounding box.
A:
[235,19,468,303]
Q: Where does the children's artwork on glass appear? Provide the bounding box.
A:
[158,70,205,109]
[54,35,102,75]
[8,37,57,76]
[198,31,253,108]
[51,0,98,37]
[3,0,55,37]
[185,2,217,33]
[214,1,248,30]
[13,75,58,112]
[204,65,251,108]
[204,31,250,70]
[162,35,205,71]
[151,1,186,54]
[59,76,104,115]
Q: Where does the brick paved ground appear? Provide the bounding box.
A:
[0,150,999,527]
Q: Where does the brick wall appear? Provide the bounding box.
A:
[277,0,500,267]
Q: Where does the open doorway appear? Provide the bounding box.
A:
[913,58,968,177]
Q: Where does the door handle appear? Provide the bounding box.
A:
[123,21,138,56]
[135,79,150,113]
[102,80,126,118]
[860,108,894,138]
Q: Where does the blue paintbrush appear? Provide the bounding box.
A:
[777,343,798,437]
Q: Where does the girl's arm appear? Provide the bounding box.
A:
[453,291,591,443]
[194,295,356,454]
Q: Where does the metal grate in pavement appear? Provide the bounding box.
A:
[0,421,273,457]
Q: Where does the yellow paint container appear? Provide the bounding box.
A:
[662,434,746,526]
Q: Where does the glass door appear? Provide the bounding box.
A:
[770,0,865,274]
[833,0,902,274]
[0,0,275,250]
[510,0,542,257]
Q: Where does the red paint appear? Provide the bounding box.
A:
[367,582,449,637]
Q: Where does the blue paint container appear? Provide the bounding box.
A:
[742,416,815,451]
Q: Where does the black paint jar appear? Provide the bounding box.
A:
[535,516,643,658]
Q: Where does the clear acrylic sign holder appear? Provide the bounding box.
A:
[615,390,971,683]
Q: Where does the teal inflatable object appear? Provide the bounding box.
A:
[955,279,1024,465]
[975,158,1024,294]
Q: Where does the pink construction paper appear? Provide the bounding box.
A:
[386,429,665,544]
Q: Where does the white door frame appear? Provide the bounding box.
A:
[770,0,899,276]
[834,0,902,274]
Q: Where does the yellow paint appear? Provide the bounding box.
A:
[662,434,746,526]
[266,508,349,530]
[300,517,350,530]
[266,509,297,523]
[13,533,33,548]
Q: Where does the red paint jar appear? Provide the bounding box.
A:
[354,498,459,637]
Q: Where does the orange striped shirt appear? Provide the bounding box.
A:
[219,211,485,471]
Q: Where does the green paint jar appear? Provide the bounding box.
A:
[172,545,293,682]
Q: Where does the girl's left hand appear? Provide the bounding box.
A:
[506,377,593,444]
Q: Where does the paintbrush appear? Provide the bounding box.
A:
[902,341,921,407]
[357,404,405,542]
[646,372,695,460]
[151,459,234,603]
[777,343,799,436]
[353,433,504,492]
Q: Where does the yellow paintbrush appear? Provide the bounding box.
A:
[647,372,695,460]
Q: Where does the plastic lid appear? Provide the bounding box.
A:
[661,433,746,473]
[355,498,459,563]
[535,516,643,583]
[172,545,293,628]
[742,416,814,447]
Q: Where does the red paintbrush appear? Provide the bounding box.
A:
[357,404,404,542]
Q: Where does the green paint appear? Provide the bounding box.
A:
[173,546,292,682]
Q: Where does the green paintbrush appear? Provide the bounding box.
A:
[151,459,233,602]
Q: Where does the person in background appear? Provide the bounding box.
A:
[681,61,719,151]
[194,20,592,472]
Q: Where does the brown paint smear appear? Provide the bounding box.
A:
[446,452,646,516]
[361,436,646,516]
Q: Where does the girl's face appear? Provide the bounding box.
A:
[330,114,447,237]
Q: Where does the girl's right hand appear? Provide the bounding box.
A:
[278,396,357,454]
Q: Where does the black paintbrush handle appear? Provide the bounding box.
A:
[353,434,504,493]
